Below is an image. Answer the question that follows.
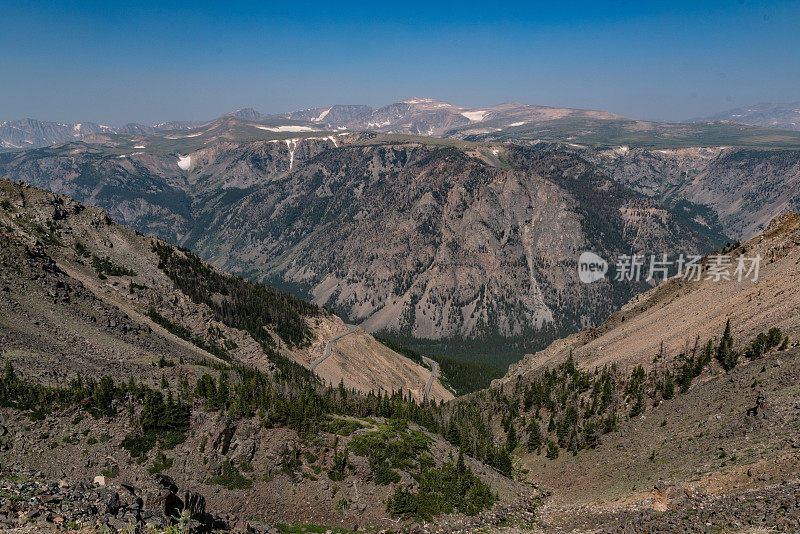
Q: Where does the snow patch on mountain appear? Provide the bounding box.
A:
[165,132,203,139]
[285,139,298,170]
[312,108,332,122]
[461,110,489,122]
[256,125,317,133]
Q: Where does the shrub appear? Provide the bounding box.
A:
[101,465,120,478]
[90,255,137,277]
[148,453,174,475]
[206,461,252,490]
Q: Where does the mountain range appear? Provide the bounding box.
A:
[6,97,800,151]
[690,102,800,131]
[2,97,800,366]
[2,95,800,531]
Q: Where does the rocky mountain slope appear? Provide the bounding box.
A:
[275,104,373,124]
[295,98,800,241]
[0,119,116,150]
[0,130,726,366]
[0,178,449,401]
[3,179,576,531]
[2,136,799,533]
[335,98,621,138]
[286,97,800,149]
[572,145,800,240]
[6,101,799,252]
[0,180,561,533]
[692,102,800,131]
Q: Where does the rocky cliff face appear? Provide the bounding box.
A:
[579,146,800,239]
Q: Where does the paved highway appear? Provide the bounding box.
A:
[421,356,439,404]
[310,324,359,374]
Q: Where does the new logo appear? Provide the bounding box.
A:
[578,252,608,283]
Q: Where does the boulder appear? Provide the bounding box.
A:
[183,490,206,519]
[653,480,688,512]
[153,473,178,493]
[96,488,121,515]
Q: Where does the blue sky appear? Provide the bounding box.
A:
[1,0,799,125]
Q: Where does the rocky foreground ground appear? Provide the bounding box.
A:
[0,468,550,534]
[0,469,238,533]
[2,465,800,533]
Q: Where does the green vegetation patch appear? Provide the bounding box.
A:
[386,452,497,519]
[375,337,503,395]
[151,241,317,348]
[1,362,117,418]
[90,254,137,277]
[147,308,231,361]
[350,418,432,477]
[206,460,253,490]
[491,320,791,463]
[320,417,365,436]
[123,389,189,458]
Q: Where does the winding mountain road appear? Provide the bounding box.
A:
[421,356,439,404]
[310,324,359,374]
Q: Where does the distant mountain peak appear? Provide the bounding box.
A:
[225,107,265,121]
[399,97,452,105]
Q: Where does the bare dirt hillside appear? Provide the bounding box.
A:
[305,325,454,402]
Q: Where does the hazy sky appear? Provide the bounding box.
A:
[2,0,799,125]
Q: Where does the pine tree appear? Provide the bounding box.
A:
[494,447,513,476]
[716,320,737,371]
[700,338,714,369]
[662,372,675,400]
[506,423,517,451]
[545,440,559,460]
[526,422,542,454]
[3,361,14,382]
[630,392,645,417]
[445,422,461,447]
